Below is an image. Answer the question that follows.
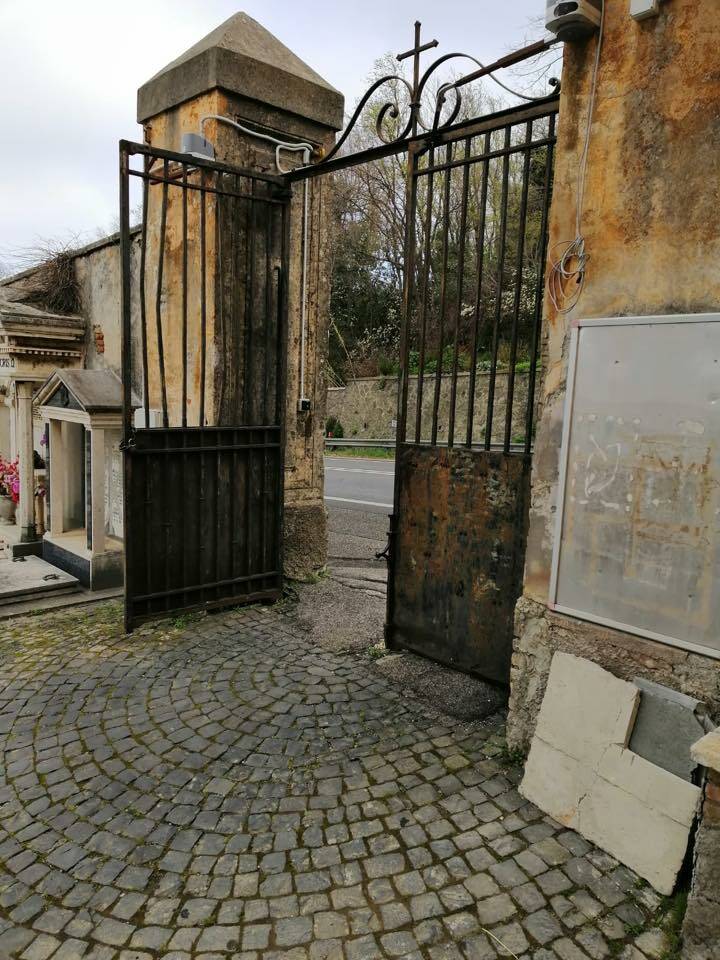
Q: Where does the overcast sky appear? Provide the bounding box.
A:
[0,0,549,272]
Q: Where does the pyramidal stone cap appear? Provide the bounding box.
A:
[137,11,344,131]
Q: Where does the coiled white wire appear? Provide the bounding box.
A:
[548,3,606,314]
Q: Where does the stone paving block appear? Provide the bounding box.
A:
[523,907,564,945]
[0,603,658,960]
[575,925,611,959]
[476,893,517,925]
[462,933,499,959]
[488,921,529,957]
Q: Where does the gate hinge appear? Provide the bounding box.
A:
[119,433,137,452]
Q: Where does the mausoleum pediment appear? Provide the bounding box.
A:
[0,295,85,379]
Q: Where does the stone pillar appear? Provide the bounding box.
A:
[89,428,105,555]
[136,12,344,579]
[15,381,35,541]
[48,419,65,536]
[683,733,720,960]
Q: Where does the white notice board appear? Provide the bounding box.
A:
[550,314,720,660]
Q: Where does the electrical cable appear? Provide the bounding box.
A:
[548,3,605,314]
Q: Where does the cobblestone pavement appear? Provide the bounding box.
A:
[0,601,670,960]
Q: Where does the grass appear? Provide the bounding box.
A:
[325,446,395,459]
[498,743,526,768]
[367,642,388,660]
[608,887,689,959]
[658,889,688,960]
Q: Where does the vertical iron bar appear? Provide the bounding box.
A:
[396,147,420,446]
[231,174,240,422]
[164,429,171,610]
[525,114,556,455]
[244,180,257,423]
[276,194,291,590]
[261,195,274,580]
[199,169,207,427]
[504,121,533,453]
[181,164,188,428]
[180,168,188,611]
[431,142,454,447]
[466,132,491,447]
[230,176,239,584]
[155,160,169,427]
[215,184,224,600]
[484,125,512,450]
[448,137,471,448]
[119,143,133,631]
[387,139,420,649]
[244,179,257,588]
[139,159,150,427]
[414,146,435,444]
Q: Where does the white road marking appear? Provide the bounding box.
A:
[324,496,393,509]
[325,467,394,476]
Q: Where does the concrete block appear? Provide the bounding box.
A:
[691,732,720,774]
[630,677,711,781]
[520,652,701,894]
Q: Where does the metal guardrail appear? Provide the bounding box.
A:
[324,438,395,448]
[324,438,532,453]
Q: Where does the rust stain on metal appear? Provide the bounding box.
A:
[388,445,531,685]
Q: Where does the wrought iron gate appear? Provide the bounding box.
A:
[284,19,560,684]
[120,141,290,630]
[386,101,557,683]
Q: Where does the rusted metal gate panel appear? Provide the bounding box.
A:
[386,100,558,683]
[119,141,290,629]
[391,447,531,684]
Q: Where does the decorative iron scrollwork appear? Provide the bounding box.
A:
[315,22,559,169]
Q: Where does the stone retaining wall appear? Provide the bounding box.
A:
[327,371,531,445]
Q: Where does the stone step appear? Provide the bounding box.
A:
[0,583,81,607]
[0,556,80,604]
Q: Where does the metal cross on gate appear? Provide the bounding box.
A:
[396,21,438,139]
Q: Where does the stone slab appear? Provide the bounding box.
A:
[630,677,711,781]
[597,746,699,827]
[579,767,698,894]
[691,731,720,774]
[520,652,701,894]
[533,653,640,762]
[0,556,79,602]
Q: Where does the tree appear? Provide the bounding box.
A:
[328,45,560,382]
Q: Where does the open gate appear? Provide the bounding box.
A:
[119,141,290,630]
[284,22,559,685]
[386,101,558,683]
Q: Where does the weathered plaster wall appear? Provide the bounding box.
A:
[328,372,530,445]
[508,0,720,751]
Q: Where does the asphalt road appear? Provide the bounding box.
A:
[324,456,395,514]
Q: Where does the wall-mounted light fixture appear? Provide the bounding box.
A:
[630,0,662,20]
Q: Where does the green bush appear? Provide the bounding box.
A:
[325,416,344,439]
[377,356,398,376]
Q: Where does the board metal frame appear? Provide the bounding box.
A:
[549,313,720,661]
